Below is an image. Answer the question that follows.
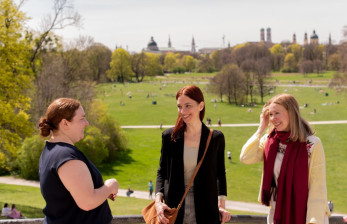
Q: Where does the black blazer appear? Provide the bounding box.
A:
[156,123,227,224]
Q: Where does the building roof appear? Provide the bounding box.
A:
[311,30,318,39]
[148,36,158,47]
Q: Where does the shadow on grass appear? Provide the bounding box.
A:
[0,202,44,219]
[98,148,135,176]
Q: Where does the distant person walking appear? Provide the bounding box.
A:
[148,180,154,199]
[328,201,334,213]
[240,93,330,224]
[38,98,118,224]
[218,118,221,126]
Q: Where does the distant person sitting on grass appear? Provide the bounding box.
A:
[8,204,24,219]
[1,203,11,217]
[126,188,134,197]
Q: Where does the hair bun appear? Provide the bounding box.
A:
[39,118,54,137]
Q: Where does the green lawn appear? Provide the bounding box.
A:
[268,71,338,84]
[97,82,347,126]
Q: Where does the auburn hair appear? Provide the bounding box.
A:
[266,93,314,142]
[171,85,205,141]
[38,98,81,137]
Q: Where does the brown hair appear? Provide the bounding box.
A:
[267,93,314,142]
[38,98,81,137]
[171,85,205,141]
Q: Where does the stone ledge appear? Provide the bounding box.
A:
[0,215,344,224]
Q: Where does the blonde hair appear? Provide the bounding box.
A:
[267,93,314,142]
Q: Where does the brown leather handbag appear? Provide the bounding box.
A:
[142,129,213,224]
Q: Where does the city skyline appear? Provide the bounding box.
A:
[21,0,347,52]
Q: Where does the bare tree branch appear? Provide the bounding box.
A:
[30,0,82,72]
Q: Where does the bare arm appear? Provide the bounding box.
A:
[58,160,118,211]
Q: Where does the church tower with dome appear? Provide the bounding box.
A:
[310,30,319,44]
[147,36,159,51]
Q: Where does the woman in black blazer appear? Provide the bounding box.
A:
[155,85,230,224]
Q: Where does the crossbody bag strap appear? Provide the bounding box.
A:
[176,129,213,210]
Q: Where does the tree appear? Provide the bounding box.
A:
[85,43,112,82]
[182,55,196,72]
[196,54,214,73]
[240,59,255,103]
[300,60,314,76]
[329,26,347,91]
[30,50,96,123]
[282,53,297,72]
[231,44,271,103]
[209,71,226,102]
[254,57,271,104]
[145,52,163,76]
[328,53,340,71]
[107,48,133,83]
[210,49,233,71]
[270,44,285,71]
[131,52,163,82]
[164,52,178,73]
[131,52,147,82]
[0,0,33,173]
[30,0,81,73]
[313,59,323,76]
[222,64,246,104]
[287,44,302,66]
[303,44,324,61]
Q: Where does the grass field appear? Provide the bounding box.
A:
[268,71,337,84]
[97,82,347,126]
[1,71,347,217]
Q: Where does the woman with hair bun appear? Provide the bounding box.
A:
[240,93,330,224]
[38,98,118,224]
[155,85,230,224]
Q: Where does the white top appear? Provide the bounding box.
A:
[1,207,11,216]
[183,145,199,186]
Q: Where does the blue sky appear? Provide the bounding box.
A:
[21,0,347,52]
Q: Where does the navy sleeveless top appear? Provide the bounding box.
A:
[39,142,112,224]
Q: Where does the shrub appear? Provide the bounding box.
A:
[17,135,45,180]
[76,126,109,165]
[84,100,127,161]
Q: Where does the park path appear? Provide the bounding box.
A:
[0,176,346,216]
[121,120,347,129]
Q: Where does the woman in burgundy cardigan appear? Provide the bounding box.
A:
[155,85,230,224]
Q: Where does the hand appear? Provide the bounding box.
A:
[108,193,117,201]
[258,104,269,133]
[155,201,170,224]
[219,207,231,223]
[104,178,118,195]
